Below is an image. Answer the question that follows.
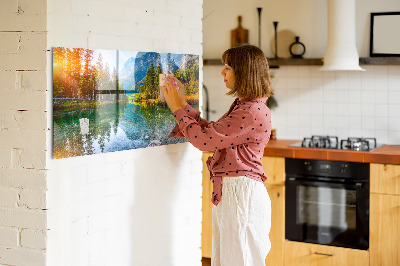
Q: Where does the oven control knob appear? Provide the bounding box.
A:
[340,164,347,174]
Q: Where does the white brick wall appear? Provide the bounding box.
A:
[0,0,48,265]
[46,1,203,266]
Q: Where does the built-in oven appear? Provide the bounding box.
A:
[285,158,369,250]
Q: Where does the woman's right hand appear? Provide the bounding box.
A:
[169,75,187,108]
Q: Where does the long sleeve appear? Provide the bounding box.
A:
[172,105,257,152]
[169,104,210,137]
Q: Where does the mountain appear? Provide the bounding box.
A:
[118,52,199,93]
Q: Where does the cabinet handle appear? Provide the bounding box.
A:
[314,252,335,257]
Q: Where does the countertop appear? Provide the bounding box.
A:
[263,139,400,165]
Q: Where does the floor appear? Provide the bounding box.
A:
[202,257,211,266]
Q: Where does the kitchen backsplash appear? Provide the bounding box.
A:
[203,65,400,144]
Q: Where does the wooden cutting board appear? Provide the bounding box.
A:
[231,16,249,48]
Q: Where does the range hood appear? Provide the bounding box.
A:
[320,0,365,71]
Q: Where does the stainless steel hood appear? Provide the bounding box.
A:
[320,0,365,71]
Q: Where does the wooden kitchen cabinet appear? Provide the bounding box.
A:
[370,163,400,266]
[370,163,400,195]
[202,152,213,258]
[284,241,369,266]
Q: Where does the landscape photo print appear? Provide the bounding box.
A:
[52,47,200,159]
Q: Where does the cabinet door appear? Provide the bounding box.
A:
[370,193,400,266]
[265,184,285,266]
[262,156,285,186]
[284,241,369,266]
[202,152,213,258]
[370,163,400,195]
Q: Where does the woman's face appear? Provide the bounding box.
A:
[220,64,235,89]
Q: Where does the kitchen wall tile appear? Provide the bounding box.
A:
[361,74,375,91]
[335,72,349,90]
[310,66,324,77]
[387,65,400,76]
[348,90,362,103]
[361,103,375,117]
[374,65,388,77]
[389,104,400,117]
[285,66,298,77]
[348,103,362,116]
[388,131,400,144]
[336,103,349,116]
[388,117,400,131]
[349,128,362,137]
[388,91,400,104]
[336,90,349,103]
[349,116,362,129]
[323,103,336,115]
[322,70,335,78]
[362,116,375,130]
[375,104,389,117]
[374,130,389,144]
[336,115,348,129]
[374,90,388,104]
[286,77,299,89]
[323,115,336,129]
[298,67,311,78]
[375,117,389,130]
[361,90,375,103]
[298,77,311,89]
[388,76,400,91]
[374,77,388,91]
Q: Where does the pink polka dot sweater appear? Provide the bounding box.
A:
[169,97,272,206]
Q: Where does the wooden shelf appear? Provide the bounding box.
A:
[204,57,400,67]
[359,57,400,65]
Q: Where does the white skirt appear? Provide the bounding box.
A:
[212,176,271,266]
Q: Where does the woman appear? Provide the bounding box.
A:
[162,44,273,266]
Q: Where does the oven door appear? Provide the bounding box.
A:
[285,177,369,250]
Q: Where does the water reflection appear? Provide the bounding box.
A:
[53,96,190,159]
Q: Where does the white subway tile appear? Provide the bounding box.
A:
[388,131,400,144]
[389,104,400,117]
[348,128,362,137]
[388,91,400,104]
[388,76,400,91]
[362,116,375,130]
[348,116,362,129]
[361,103,374,116]
[374,130,389,144]
[388,117,400,131]
[348,90,362,104]
[285,66,298,77]
[375,104,389,117]
[323,103,336,115]
[362,90,374,104]
[374,90,388,104]
[374,117,389,131]
[348,103,362,116]
[374,65,388,77]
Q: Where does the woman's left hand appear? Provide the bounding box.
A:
[161,76,185,113]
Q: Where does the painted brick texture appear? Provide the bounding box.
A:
[0,0,48,265]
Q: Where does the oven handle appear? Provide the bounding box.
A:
[286,177,364,189]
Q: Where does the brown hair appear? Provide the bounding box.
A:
[221,44,273,99]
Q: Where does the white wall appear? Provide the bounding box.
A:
[46,1,203,266]
[0,0,48,265]
[203,0,400,58]
[203,0,400,145]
